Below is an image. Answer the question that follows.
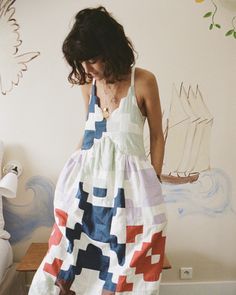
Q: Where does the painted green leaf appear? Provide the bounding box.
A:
[234,31,236,39]
[204,12,212,18]
[225,29,234,36]
[209,24,213,30]
[215,24,221,29]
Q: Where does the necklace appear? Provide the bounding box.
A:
[102,107,110,119]
[102,97,118,119]
[101,82,119,119]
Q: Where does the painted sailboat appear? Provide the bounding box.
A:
[161,83,214,184]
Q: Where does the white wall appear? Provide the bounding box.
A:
[0,0,235,283]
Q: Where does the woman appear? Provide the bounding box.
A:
[29,6,167,295]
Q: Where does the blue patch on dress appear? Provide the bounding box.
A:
[66,182,125,265]
[93,187,107,197]
[57,244,116,292]
[81,85,107,150]
[60,181,126,291]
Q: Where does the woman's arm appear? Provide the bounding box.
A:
[141,70,164,177]
[76,84,91,150]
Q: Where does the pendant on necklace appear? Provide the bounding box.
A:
[102,107,110,119]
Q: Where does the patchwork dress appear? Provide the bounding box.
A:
[29,67,167,295]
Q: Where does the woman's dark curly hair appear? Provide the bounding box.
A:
[62,6,136,84]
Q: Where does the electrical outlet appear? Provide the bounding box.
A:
[180,267,193,280]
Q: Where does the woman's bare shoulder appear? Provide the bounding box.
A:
[135,67,158,96]
[135,67,157,85]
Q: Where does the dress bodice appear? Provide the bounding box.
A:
[81,67,147,157]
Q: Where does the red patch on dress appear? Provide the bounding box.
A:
[116,275,133,292]
[43,258,63,277]
[48,223,62,249]
[126,225,143,243]
[130,231,166,281]
[55,208,68,226]
[48,209,68,249]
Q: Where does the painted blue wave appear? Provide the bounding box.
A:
[3,176,55,244]
[162,168,234,216]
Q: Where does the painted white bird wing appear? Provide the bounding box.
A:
[0,0,40,94]
[0,0,21,55]
[0,52,40,94]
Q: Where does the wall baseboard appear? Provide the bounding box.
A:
[160,281,236,295]
[26,281,236,294]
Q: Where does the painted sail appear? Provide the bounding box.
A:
[176,84,200,176]
[162,84,213,184]
[183,86,207,175]
[191,86,213,172]
[162,84,190,176]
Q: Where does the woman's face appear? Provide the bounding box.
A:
[81,58,105,80]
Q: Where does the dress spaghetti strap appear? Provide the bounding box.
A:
[131,66,135,88]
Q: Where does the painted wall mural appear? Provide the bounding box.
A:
[195,0,236,39]
[163,168,234,217]
[0,0,40,95]
[162,84,213,184]
[144,83,234,217]
[3,175,54,243]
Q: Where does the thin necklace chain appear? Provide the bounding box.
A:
[97,72,131,119]
[101,82,121,118]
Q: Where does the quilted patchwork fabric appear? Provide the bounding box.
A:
[29,67,167,295]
